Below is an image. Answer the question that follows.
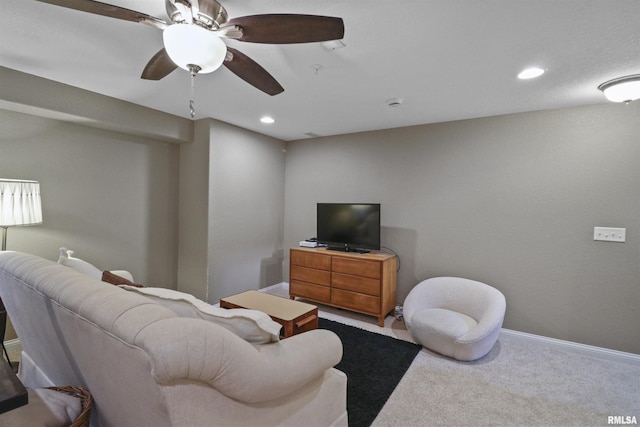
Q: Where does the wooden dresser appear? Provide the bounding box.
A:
[289,247,397,326]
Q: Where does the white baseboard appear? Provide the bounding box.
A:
[260,282,288,294]
[272,281,639,366]
[4,338,22,362]
[500,328,640,366]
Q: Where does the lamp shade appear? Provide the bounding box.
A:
[163,24,227,74]
[0,179,42,227]
[598,75,640,103]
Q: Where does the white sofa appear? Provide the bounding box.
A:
[0,251,348,427]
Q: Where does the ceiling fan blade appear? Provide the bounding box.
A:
[141,49,178,80]
[224,48,284,95]
[36,0,166,28]
[221,14,344,44]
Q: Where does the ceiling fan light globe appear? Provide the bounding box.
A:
[598,75,640,103]
[163,24,227,73]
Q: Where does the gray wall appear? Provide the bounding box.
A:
[1,69,287,308]
[284,102,640,354]
[208,120,286,302]
[171,117,287,303]
[0,109,179,286]
[176,119,212,301]
[3,69,638,354]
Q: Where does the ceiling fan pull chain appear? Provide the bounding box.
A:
[188,64,201,118]
[189,76,195,119]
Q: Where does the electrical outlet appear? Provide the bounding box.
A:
[593,227,626,243]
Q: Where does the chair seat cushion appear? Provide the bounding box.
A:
[410,308,477,353]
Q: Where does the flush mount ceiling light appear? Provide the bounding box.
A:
[260,116,275,124]
[598,75,640,103]
[517,67,545,79]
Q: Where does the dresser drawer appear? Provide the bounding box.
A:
[291,265,331,286]
[332,257,381,279]
[290,280,331,303]
[291,250,331,270]
[331,289,380,315]
[332,272,380,296]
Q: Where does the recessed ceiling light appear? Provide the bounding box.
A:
[518,67,545,79]
[260,116,275,124]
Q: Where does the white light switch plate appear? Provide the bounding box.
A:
[593,227,626,242]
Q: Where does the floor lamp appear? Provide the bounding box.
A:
[0,179,43,366]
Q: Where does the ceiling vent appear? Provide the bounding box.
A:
[386,97,404,108]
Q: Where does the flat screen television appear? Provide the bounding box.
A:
[317,203,381,253]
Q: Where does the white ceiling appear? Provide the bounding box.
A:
[1,0,639,141]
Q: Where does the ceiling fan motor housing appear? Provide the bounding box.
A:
[167,0,228,29]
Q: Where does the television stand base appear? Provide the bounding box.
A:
[326,246,370,254]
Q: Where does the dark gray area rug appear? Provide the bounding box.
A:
[319,318,422,427]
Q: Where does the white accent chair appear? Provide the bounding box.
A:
[403,277,506,361]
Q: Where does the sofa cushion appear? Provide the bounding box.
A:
[120,286,282,343]
[57,247,101,280]
[58,247,136,286]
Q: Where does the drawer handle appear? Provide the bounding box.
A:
[296,315,317,328]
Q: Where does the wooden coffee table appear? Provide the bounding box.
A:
[220,290,318,338]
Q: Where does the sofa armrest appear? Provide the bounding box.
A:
[136,318,343,403]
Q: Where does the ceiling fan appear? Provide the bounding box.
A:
[36,0,345,98]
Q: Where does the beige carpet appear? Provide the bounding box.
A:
[266,284,640,426]
[373,335,639,426]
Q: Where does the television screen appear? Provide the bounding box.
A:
[317,203,381,252]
